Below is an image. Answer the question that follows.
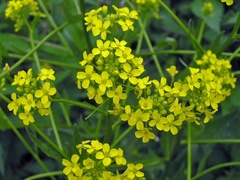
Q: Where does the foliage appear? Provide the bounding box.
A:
[0,0,240,179]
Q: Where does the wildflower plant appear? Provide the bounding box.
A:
[0,0,240,180]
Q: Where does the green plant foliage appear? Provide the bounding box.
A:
[0,0,240,179]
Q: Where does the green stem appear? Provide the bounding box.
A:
[49,108,63,151]
[126,0,164,77]
[229,45,240,61]
[158,0,205,55]
[193,20,206,60]
[0,23,69,79]
[24,19,41,72]
[7,53,80,70]
[79,0,92,51]
[111,126,135,148]
[136,49,240,57]
[31,123,67,158]
[0,108,51,174]
[52,98,107,115]
[24,171,63,180]
[216,13,240,56]
[187,123,192,180]
[191,162,240,180]
[38,0,74,56]
[181,139,240,144]
[103,101,113,143]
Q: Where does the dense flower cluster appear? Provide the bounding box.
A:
[84,5,138,40]
[221,0,234,6]
[134,0,160,18]
[77,38,144,109]
[77,6,236,143]
[5,0,46,31]
[7,68,56,125]
[62,140,145,180]
[201,2,213,16]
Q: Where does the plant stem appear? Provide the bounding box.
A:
[158,0,204,55]
[79,0,92,51]
[181,139,240,144]
[24,19,41,72]
[24,171,63,180]
[52,98,107,115]
[216,13,240,56]
[126,0,164,77]
[187,123,192,180]
[38,0,74,56]
[7,53,80,70]
[49,108,63,151]
[0,23,69,79]
[111,126,135,148]
[0,108,51,175]
[31,123,67,158]
[191,162,240,180]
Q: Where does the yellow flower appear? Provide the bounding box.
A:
[135,128,156,143]
[83,158,95,169]
[21,93,36,112]
[95,71,113,93]
[139,97,153,110]
[80,51,95,66]
[166,65,179,77]
[35,82,56,104]
[77,65,97,89]
[37,68,55,81]
[18,111,34,125]
[128,109,150,130]
[106,85,127,104]
[124,163,144,179]
[115,47,134,63]
[8,93,21,115]
[221,0,233,6]
[92,19,111,40]
[153,77,167,96]
[95,143,118,166]
[119,63,141,85]
[162,114,182,135]
[92,40,111,58]
[87,86,105,104]
[62,154,80,175]
[12,69,32,86]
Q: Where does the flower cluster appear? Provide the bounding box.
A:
[7,68,56,125]
[84,5,138,40]
[134,0,160,18]
[120,50,236,142]
[0,78,6,92]
[62,140,145,180]
[5,0,46,31]
[201,2,213,16]
[77,38,144,111]
[221,0,234,6]
[78,6,236,143]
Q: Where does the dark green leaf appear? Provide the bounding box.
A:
[73,124,82,146]
[191,0,223,33]
[0,143,4,176]
[156,37,177,50]
[26,128,63,162]
[62,0,82,24]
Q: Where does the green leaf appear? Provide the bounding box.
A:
[0,108,10,131]
[209,31,224,52]
[26,128,63,162]
[156,37,177,50]
[0,143,4,176]
[73,124,82,146]
[191,0,223,33]
[62,0,82,24]
[0,43,8,67]
[160,131,182,158]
